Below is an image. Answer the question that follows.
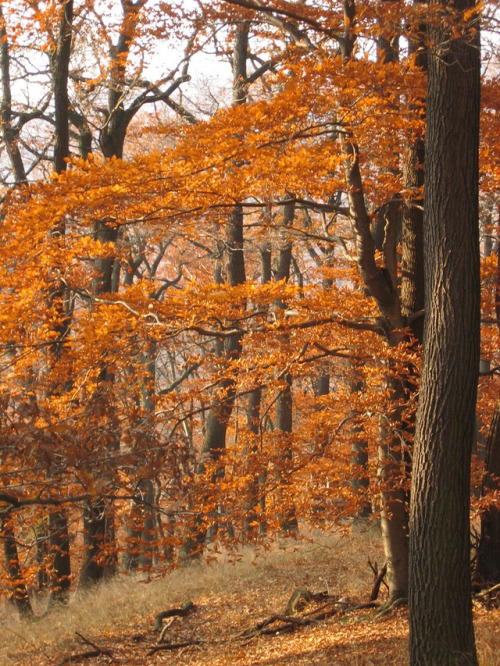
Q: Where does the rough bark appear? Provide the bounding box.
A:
[401,133,425,343]
[378,371,409,600]
[409,2,480,662]
[401,0,426,343]
[79,498,115,586]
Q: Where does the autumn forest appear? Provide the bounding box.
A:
[0,0,499,663]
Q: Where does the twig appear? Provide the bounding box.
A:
[59,631,116,665]
[158,617,175,644]
[476,582,500,598]
[59,650,103,665]
[147,639,202,656]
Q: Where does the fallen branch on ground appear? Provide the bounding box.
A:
[241,595,379,640]
[153,601,196,632]
[59,631,117,665]
[476,582,500,598]
[367,559,388,601]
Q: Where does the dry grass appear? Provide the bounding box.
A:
[1,523,499,665]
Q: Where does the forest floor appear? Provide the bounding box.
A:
[2,523,500,665]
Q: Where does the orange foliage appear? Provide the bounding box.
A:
[0,0,498,600]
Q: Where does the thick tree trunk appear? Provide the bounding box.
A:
[243,386,263,537]
[409,2,480,663]
[201,204,246,467]
[79,368,119,585]
[123,478,156,572]
[274,372,298,533]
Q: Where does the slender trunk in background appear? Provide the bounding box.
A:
[179,24,249,560]
[340,0,410,600]
[348,364,371,518]
[244,243,272,538]
[122,344,158,571]
[274,196,298,534]
[0,4,27,184]
[409,1,480,662]
[79,218,120,586]
[0,9,32,616]
[52,0,73,174]
[45,0,74,606]
[401,0,426,343]
[80,2,152,582]
[476,406,500,585]
[1,517,33,618]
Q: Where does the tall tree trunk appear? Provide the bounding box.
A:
[1,8,33,615]
[79,498,116,586]
[409,2,480,662]
[81,1,150,582]
[123,345,158,572]
[348,365,371,518]
[52,0,73,174]
[401,0,426,343]
[179,24,249,560]
[79,219,119,586]
[46,0,74,605]
[199,203,245,492]
[274,196,298,534]
[79,363,119,585]
[341,71,408,603]
[244,243,272,538]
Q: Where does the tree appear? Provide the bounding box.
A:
[409,1,481,663]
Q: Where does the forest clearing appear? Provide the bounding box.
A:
[1,527,498,666]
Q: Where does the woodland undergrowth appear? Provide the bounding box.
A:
[1,525,499,665]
